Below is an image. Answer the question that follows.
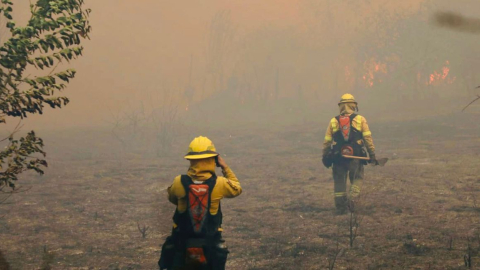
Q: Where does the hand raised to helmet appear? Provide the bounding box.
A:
[216,155,228,169]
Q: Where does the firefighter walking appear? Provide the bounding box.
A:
[159,136,242,270]
[322,94,377,214]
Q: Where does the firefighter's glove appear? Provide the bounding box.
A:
[369,154,379,165]
[322,154,332,168]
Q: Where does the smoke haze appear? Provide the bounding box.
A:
[8,0,480,130]
[3,2,480,269]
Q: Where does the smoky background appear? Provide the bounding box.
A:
[10,0,478,161]
[6,0,479,129]
[0,0,477,166]
[1,1,480,269]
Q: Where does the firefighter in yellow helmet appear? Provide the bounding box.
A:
[159,136,242,270]
[322,94,377,214]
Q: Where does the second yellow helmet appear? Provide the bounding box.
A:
[338,93,357,105]
[184,136,219,160]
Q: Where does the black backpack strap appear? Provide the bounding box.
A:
[203,175,217,209]
[349,113,357,122]
[174,175,193,230]
[202,175,222,236]
[205,175,217,192]
[180,175,193,190]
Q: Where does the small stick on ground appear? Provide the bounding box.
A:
[464,237,472,268]
[447,235,454,250]
[327,228,344,270]
[137,222,150,239]
[41,245,55,270]
[327,240,342,270]
[347,198,364,248]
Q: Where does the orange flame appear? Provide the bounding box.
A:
[426,61,456,85]
[362,58,387,87]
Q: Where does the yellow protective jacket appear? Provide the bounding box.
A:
[167,157,242,218]
[322,103,375,156]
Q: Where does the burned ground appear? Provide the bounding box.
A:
[0,112,479,269]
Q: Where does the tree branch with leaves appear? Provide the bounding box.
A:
[0,0,91,192]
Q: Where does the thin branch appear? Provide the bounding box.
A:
[137,222,150,239]
[0,186,31,194]
[462,93,480,112]
[327,232,343,270]
[0,186,31,205]
[0,120,23,142]
[0,193,12,204]
[47,60,62,76]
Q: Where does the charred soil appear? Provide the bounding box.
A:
[0,113,480,269]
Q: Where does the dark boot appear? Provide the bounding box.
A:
[334,195,347,215]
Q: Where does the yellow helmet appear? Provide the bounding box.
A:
[338,93,357,105]
[184,136,219,160]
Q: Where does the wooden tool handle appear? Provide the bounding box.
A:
[342,155,371,161]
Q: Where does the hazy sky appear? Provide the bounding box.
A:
[18,0,305,128]
[8,0,480,130]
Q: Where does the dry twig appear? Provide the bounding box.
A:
[327,240,343,270]
[0,186,31,206]
[464,238,472,268]
[348,199,364,248]
[462,93,480,112]
[137,222,150,239]
[0,120,23,143]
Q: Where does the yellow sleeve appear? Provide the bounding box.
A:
[167,175,185,205]
[322,118,337,156]
[360,116,375,155]
[218,166,242,198]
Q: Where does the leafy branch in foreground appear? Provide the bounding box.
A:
[0,131,46,191]
[0,0,91,191]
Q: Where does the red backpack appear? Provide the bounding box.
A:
[338,115,352,142]
[173,175,223,266]
[332,113,364,158]
[187,182,211,234]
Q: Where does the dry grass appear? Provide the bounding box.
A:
[0,113,479,269]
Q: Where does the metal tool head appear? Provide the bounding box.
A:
[376,158,389,167]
